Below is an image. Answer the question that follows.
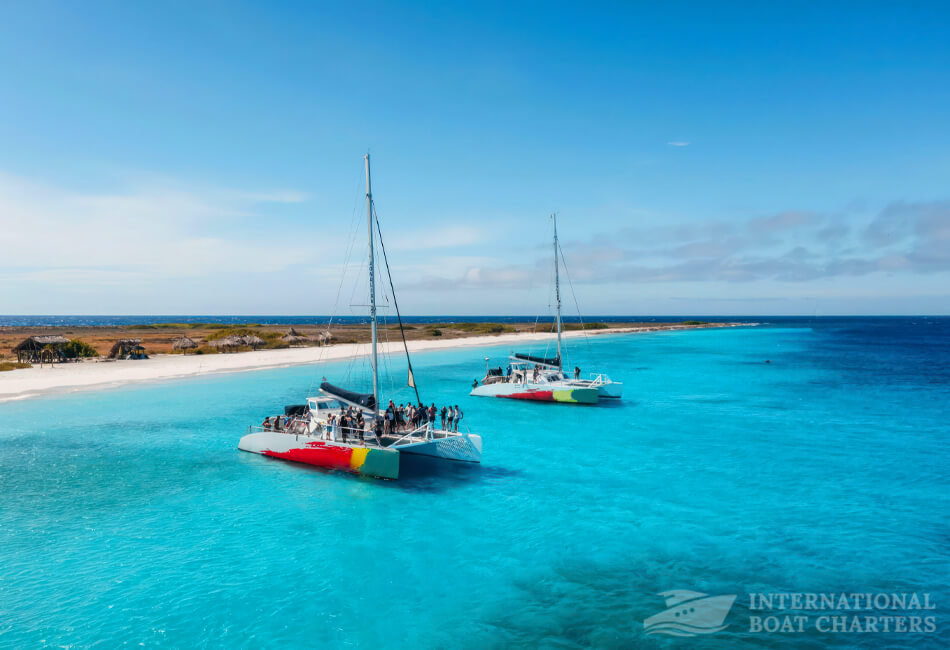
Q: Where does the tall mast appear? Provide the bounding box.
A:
[552,213,562,368]
[365,153,378,415]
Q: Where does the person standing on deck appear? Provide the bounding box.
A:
[428,403,437,427]
[574,366,581,379]
[385,401,395,435]
[453,405,463,432]
[440,406,447,430]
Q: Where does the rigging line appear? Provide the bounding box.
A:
[372,203,422,405]
[328,163,368,333]
[558,241,593,354]
[376,251,397,397]
[309,163,364,389]
[325,166,369,388]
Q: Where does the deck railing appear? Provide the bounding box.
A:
[246,420,471,446]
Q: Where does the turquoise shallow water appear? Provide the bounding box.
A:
[1,320,948,648]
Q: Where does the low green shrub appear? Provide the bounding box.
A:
[0,362,32,371]
[563,322,610,331]
[62,340,99,358]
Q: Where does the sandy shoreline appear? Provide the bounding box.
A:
[0,324,745,403]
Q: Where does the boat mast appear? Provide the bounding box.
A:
[552,213,562,368]
[365,153,378,415]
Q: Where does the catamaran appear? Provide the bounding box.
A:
[238,154,482,479]
[470,214,622,404]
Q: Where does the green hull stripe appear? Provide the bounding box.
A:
[359,448,400,479]
[552,388,598,404]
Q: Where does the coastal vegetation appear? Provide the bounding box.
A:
[203,327,283,345]
[0,320,723,362]
[421,322,516,335]
[563,322,610,331]
[0,361,32,372]
[62,340,99,358]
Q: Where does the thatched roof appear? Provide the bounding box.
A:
[13,335,71,351]
[281,333,309,344]
[107,338,143,359]
[242,335,264,346]
[211,336,244,348]
[173,336,198,350]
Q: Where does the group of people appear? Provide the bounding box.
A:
[382,400,463,435]
[322,407,378,443]
[317,402,466,444]
[477,363,583,386]
[263,400,466,445]
[261,414,305,433]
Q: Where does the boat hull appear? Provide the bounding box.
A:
[238,431,399,479]
[398,434,482,463]
[597,381,623,399]
[470,382,598,404]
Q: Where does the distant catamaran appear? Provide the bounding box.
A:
[238,154,483,479]
[470,214,622,404]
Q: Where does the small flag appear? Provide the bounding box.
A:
[408,367,416,388]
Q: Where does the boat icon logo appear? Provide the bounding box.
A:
[643,590,737,636]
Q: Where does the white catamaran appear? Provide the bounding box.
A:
[238,154,482,479]
[470,214,622,404]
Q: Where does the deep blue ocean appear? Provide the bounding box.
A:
[1,317,948,648]
[0,315,750,327]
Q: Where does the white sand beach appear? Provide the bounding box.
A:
[0,324,738,402]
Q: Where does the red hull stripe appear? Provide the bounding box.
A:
[263,442,354,471]
[497,390,555,401]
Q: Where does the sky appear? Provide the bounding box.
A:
[1,1,949,316]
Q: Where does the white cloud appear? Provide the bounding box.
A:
[387,224,489,251]
[0,171,314,278]
[667,141,690,147]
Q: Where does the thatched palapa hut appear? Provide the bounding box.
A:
[173,336,198,354]
[13,335,71,363]
[173,336,198,353]
[242,335,264,350]
[281,327,309,347]
[108,338,147,360]
[211,335,245,352]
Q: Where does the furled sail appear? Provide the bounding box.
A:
[320,382,377,410]
[512,352,561,367]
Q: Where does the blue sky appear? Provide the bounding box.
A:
[1,1,948,315]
